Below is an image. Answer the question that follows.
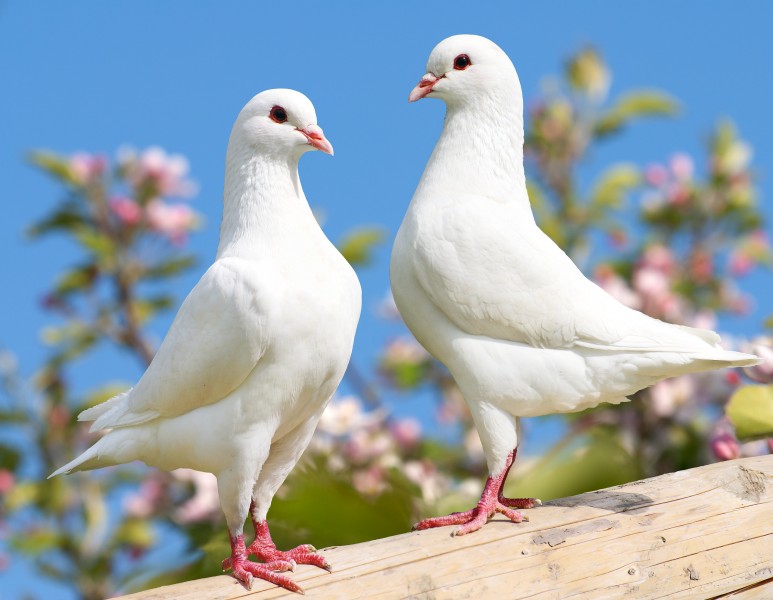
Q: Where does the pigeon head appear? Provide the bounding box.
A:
[409,35,520,106]
[231,89,333,157]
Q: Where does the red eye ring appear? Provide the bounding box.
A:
[269,106,288,123]
[453,54,471,70]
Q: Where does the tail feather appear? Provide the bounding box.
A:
[78,388,132,422]
[673,323,722,347]
[49,442,104,478]
[49,428,143,479]
[689,350,761,368]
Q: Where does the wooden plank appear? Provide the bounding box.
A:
[114,456,773,600]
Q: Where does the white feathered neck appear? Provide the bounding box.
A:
[217,141,316,259]
[414,80,529,212]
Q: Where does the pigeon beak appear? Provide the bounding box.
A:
[409,73,441,102]
[298,125,334,156]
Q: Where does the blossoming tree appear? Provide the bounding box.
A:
[1,48,771,598]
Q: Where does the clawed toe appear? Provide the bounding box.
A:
[499,496,541,509]
[229,558,303,594]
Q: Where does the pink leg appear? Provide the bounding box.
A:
[247,520,331,572]
[222,532,301,593]
[497,448,542,510]
[413,448,540,536]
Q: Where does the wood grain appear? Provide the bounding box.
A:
[114,456,773,599]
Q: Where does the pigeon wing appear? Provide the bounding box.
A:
[411,196,720,353]
[88,257,272,430]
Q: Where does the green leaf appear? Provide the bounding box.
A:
[338,228,384,266]
[141,255,196,280]
[590,164,641,210]
[726,385,773,441]
[566,47,609,98]
[28,151,80,186]
[6,481,40,510]
[134,295,174,322]
[54,264,97,296]
[0,444,21,470]
[11,529,61,555]
[502,427,642,502]
[27,202,87,238]
[115,518,155,548]
[764,316,773,330]
[74,226,115,258]
[594,91,679,137]
[0,411,26,424]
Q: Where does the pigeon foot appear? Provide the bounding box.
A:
[224,533,304,594]
[245,519,332,572]
[413,499,526,536]
[412,447,539,535]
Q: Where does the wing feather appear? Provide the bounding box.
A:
[89,257,272,430]
[411,196,720,353]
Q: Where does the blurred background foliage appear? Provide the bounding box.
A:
[1,47,772,599]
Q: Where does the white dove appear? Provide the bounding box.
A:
[391,35,760,535]
[51,89,362,592]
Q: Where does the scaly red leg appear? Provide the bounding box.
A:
[222,532,301,593]
[247,519,331,572]
[413,448,540,536]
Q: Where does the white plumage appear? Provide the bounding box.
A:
[52,89,361,591]
[391,35,760,533]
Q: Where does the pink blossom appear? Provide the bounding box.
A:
[124,477,164,518]
[172,469,221,524]
[146,200,199,244]
[729,252,754,277]
[352,466,386,496]
[120,146,197,198]
[640,245,676,274]
[669,153,694,181]
[742,340,773,383]
[402,460,447,503]
[0,469,15,494]
[70,153,107,185]
[607,228,628,248]
[110,196,142,226]
[383,337,430,366]
[318,396,385,437]
[689,310,717,331]
[595,266,641,310]
[644,164,667,187]
[390,418,421,449]
[344,430,391,464]
[710,432,741,461]
[633,267,670,298]
[690,251,714,284]
[666,183,690,206]
[650,376,695,417]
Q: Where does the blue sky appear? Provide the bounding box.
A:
[2,1,772,424]
[1,1,772,597]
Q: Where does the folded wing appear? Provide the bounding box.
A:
[412,196,731,355]
[84,257,272,431]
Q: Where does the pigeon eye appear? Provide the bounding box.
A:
[269,106,288,123]
[453,54,471,70]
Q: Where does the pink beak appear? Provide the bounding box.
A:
[298,124,334,155]
[409,73,440,102]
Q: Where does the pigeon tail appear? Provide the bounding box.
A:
[49,428,141,478]
[687,349,761,369]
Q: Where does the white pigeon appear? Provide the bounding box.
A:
[391,35,760,535]
[51,89,362,592]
